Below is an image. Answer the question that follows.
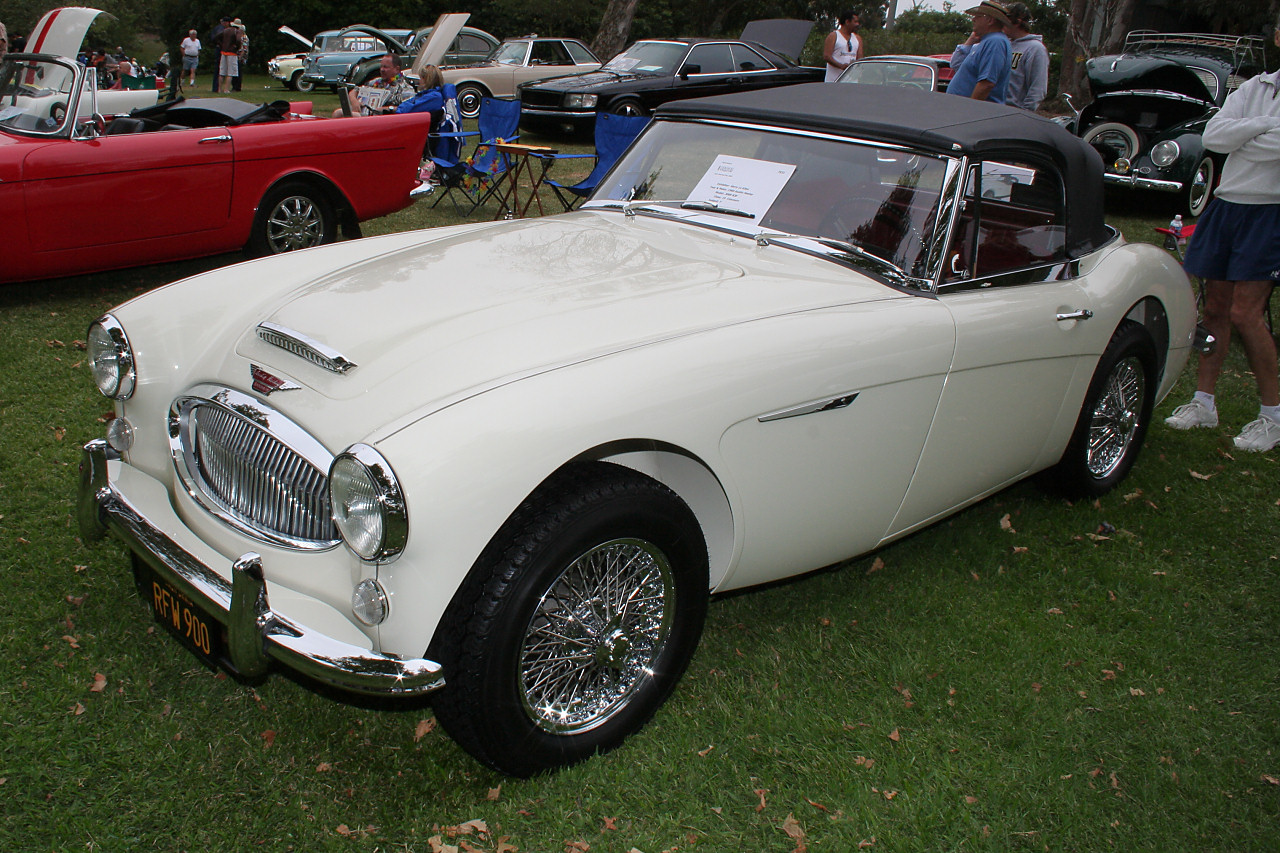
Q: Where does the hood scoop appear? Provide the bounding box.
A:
[257,322,358,374]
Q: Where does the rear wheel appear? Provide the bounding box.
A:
[1184,155,1215,217]
[432,463,708,777]
[247,180,337,257]
[1043,321,1156,497]
[295,76,315,93]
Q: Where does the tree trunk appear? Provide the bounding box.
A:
[1057,0,1138,104]
[591,0,640,62]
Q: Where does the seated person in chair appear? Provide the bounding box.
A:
[333,54,416,117]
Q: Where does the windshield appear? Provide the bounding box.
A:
[603,42,690,75]
[492,42,529,65]
[587,120,958,283]
[838,60,936,90]
[0,57,81,136]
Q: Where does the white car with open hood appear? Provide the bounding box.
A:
[79,83,1203,777]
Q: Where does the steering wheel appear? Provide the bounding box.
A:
[49,101,67,124]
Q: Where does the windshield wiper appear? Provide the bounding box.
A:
[679,201,754,219]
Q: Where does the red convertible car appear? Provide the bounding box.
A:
[1,8,432,284]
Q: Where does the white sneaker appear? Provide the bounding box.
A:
[1233,417,1280,452]
[1165,399,1218,430]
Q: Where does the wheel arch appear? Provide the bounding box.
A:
[251,170,361,243]
[1123,295,1171,385]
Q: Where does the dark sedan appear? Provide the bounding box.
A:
[518,29,821,135]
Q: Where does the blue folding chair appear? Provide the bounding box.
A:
[462,96,523,215]
[541,113,650,211]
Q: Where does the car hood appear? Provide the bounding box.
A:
[525,69,654,93]
[224,213,901,432]
[25,6,108,58]
[1085,54,1216,102]
[410,13,469,72]
[739,19,814,63]
[278,25,313,50]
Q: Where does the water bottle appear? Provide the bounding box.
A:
[1170,214,1183,243]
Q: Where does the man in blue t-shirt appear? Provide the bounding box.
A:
[948,0,1013,103]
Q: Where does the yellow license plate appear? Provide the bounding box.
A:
[144,570,223,664]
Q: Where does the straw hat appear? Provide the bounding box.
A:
[965,0,1012,27]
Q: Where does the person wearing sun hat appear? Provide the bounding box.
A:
[948,0,1013,104]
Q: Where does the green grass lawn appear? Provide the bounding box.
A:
[0,89,1276,850]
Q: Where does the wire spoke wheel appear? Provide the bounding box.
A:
[265,194,325,253]
[519,537,674,735]
[1086,354,1145,479]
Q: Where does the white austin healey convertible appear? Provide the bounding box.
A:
[80,83,1203,776]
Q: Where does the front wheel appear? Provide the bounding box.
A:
[609,97,646,117]
[1043,321,1156,497]
[247,180,337,257]
[1183,155,1215,217]
[456,83,486,120]
[286,70,301,91]
[431,463,709,777]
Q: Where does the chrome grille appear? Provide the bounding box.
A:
[172,389,339,550]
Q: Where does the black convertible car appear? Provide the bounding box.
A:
[518,20,821,135]
[1064,31,1267,216]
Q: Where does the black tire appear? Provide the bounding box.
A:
[431,463,709,777]
[247,180,337,257]
[1043,321,1156,497]
[1183,155,1215,217]
[609,97,646,117]
[1082,121,1140,162]
[456,83,487,120]
[286,70,301,91]
[295,75,315,94]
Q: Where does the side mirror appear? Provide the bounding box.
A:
[678,63,700,79]
[74,116,102,139]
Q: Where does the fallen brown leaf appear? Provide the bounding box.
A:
[754,788,768,812]
[866,557,885,575]
[261,729,276,748]
[487,785,502,801]
[999,513,1015,533]
[414,717,437,741]
[90,673,107,693]
[888,728,901,742]
[1189,470,1212,481]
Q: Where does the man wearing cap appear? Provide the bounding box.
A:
[948,0,1013,104]
[215,18,243,94]
[1005,3,1049,110]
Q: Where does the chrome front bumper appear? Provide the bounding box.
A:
[1103,172,1182,193]
[77,439,445,696]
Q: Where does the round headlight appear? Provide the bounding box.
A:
[329,444,407,562]
[87,315,136,400]
[1149,140,1181,168]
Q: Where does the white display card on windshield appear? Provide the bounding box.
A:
[688,155,796,220]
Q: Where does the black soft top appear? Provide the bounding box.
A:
[658,83,1109,257]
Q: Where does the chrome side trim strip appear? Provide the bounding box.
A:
[759,392,859,422]
[78,440,445,696]
[257,321,357,374]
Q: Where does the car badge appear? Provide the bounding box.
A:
[250,365,302,395]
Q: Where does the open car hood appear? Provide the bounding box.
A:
[739,19,814,62]
[1085,54,1216,103]
[25,7,110,59]
[411,13,470,74]
[278,26,313,50]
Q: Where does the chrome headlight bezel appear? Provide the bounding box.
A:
[564,93,598,109]
[329,444,408,562]
[1149,140,1181,168]
[87,314,136,400]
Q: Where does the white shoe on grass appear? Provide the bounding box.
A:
[1164,399,1218,430]
[1233,417,1280,452]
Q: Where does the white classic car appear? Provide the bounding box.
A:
[79,83,1204,777]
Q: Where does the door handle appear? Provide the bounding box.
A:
[198,134,232,144]
[1056,309,1094,322]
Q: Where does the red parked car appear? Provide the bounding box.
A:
[0,8,432,284]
